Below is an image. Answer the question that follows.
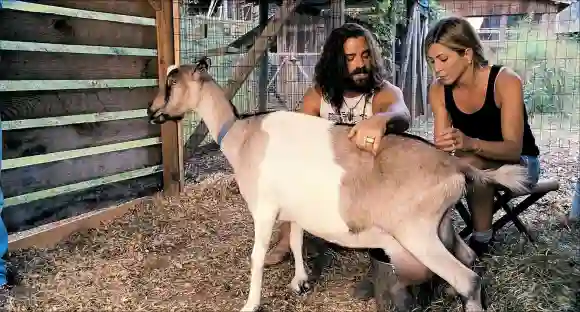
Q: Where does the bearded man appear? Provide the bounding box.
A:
[264,22,411,300]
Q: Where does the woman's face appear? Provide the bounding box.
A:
[427,43,470,85]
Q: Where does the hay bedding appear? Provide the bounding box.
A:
[5,138,580,312]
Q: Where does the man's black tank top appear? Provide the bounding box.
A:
[444,65,540,157]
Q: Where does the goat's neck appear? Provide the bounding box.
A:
[194,81,243,163]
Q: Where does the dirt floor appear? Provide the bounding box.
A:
[4,122,580,312]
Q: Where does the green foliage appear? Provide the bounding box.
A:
[495,15,580,116]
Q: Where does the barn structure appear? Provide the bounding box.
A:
[1,0,182,247]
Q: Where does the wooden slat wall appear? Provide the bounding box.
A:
[0,0,167,234]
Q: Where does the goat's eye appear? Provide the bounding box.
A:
[169,79,177,85]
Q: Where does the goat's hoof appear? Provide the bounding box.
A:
[444,285,457,297]
[239,304,261,312]
[289,279,311,295]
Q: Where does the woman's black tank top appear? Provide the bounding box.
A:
[444,65,540,157]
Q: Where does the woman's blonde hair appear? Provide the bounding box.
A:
[424,16,488,67]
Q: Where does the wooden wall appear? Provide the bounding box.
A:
[0,0,167,233]
[437,0,564,17]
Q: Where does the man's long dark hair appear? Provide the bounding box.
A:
[314,23,387,112]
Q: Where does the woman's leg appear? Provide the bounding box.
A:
[457,154,498,257]
[264,221,291,266]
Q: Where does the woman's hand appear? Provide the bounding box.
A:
[434,127,475,153]
[348,115,389,155]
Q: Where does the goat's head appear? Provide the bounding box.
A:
[148,56,212,124]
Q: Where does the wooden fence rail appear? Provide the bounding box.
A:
[1,0,182,244]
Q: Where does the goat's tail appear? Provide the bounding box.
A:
[458,162,530,194]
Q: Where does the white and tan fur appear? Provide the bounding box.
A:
[148,61,531,312]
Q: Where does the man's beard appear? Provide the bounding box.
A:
[344,67,373,93]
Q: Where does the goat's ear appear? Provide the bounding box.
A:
[166,64,178,76]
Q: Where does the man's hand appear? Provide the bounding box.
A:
[348,114,389,155]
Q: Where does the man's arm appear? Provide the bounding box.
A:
[300,86,322,117]
[372,81,411,134]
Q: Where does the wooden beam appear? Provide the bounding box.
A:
[183,0,303,159]
[153,0,184,197]
[4,166,161,207]
[8,197,150,250]
[0,0,156,26]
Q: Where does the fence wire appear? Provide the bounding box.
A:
[408,0,579,191]
[175,0,579,191]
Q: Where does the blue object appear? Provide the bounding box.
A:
[571,177,580,220]
[0,116,7,286]
[216,118,236,147]
[418,0,429,9]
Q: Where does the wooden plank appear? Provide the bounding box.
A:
[0,51,158,80]
[154,0,184,197]
[3,165,162,207]
[36,0,157,18]
[183,0,303,157]
[4,172,161,234]
[3,117,160,159]
[0,10,157,49]
[2,143,161,205]
[8,197,151,250]
[436,0,564,16]
[0,0,156,26]
[0,87,158,120]
[0,40,157,56]
[0,79,158,92]
[2,137,161,170]
[3,109,149,130]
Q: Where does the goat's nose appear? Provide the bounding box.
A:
[146,105,155,117]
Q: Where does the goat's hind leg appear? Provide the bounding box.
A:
[395,221,485,312]
[240,200,279,312]
[288,222,311,295]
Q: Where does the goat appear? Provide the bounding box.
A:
[147,58,531,312]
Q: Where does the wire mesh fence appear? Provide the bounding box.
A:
[408,0,579,192]
[174,0,579,190]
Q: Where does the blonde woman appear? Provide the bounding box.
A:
[424,16,542,257]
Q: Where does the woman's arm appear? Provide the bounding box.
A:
[429,82,453,142]
[468,68,524,162]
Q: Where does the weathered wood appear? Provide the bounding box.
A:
[0,87,158,120]
[38,0,157,18]
[0,10,157,49]
[7,197,151,250]
[3,137,158,170]
[3,109,150,130]
[2,143,161,198]
[154,0,184,197]
[0,51,158,80]
[0,79,157,92]
[3,118,160,158]
[436,0,565,17]
[4,172,161,235]
[1,0,155,26]
[0,40,157,57]
[183,0,303,158]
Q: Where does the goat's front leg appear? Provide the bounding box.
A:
[288,222,311,295]
[395,221,485,312]
[240,201,279,312]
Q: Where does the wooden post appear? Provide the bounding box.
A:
[150,0,184,197]
[182,0,302,158]
[258,0,269,112]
